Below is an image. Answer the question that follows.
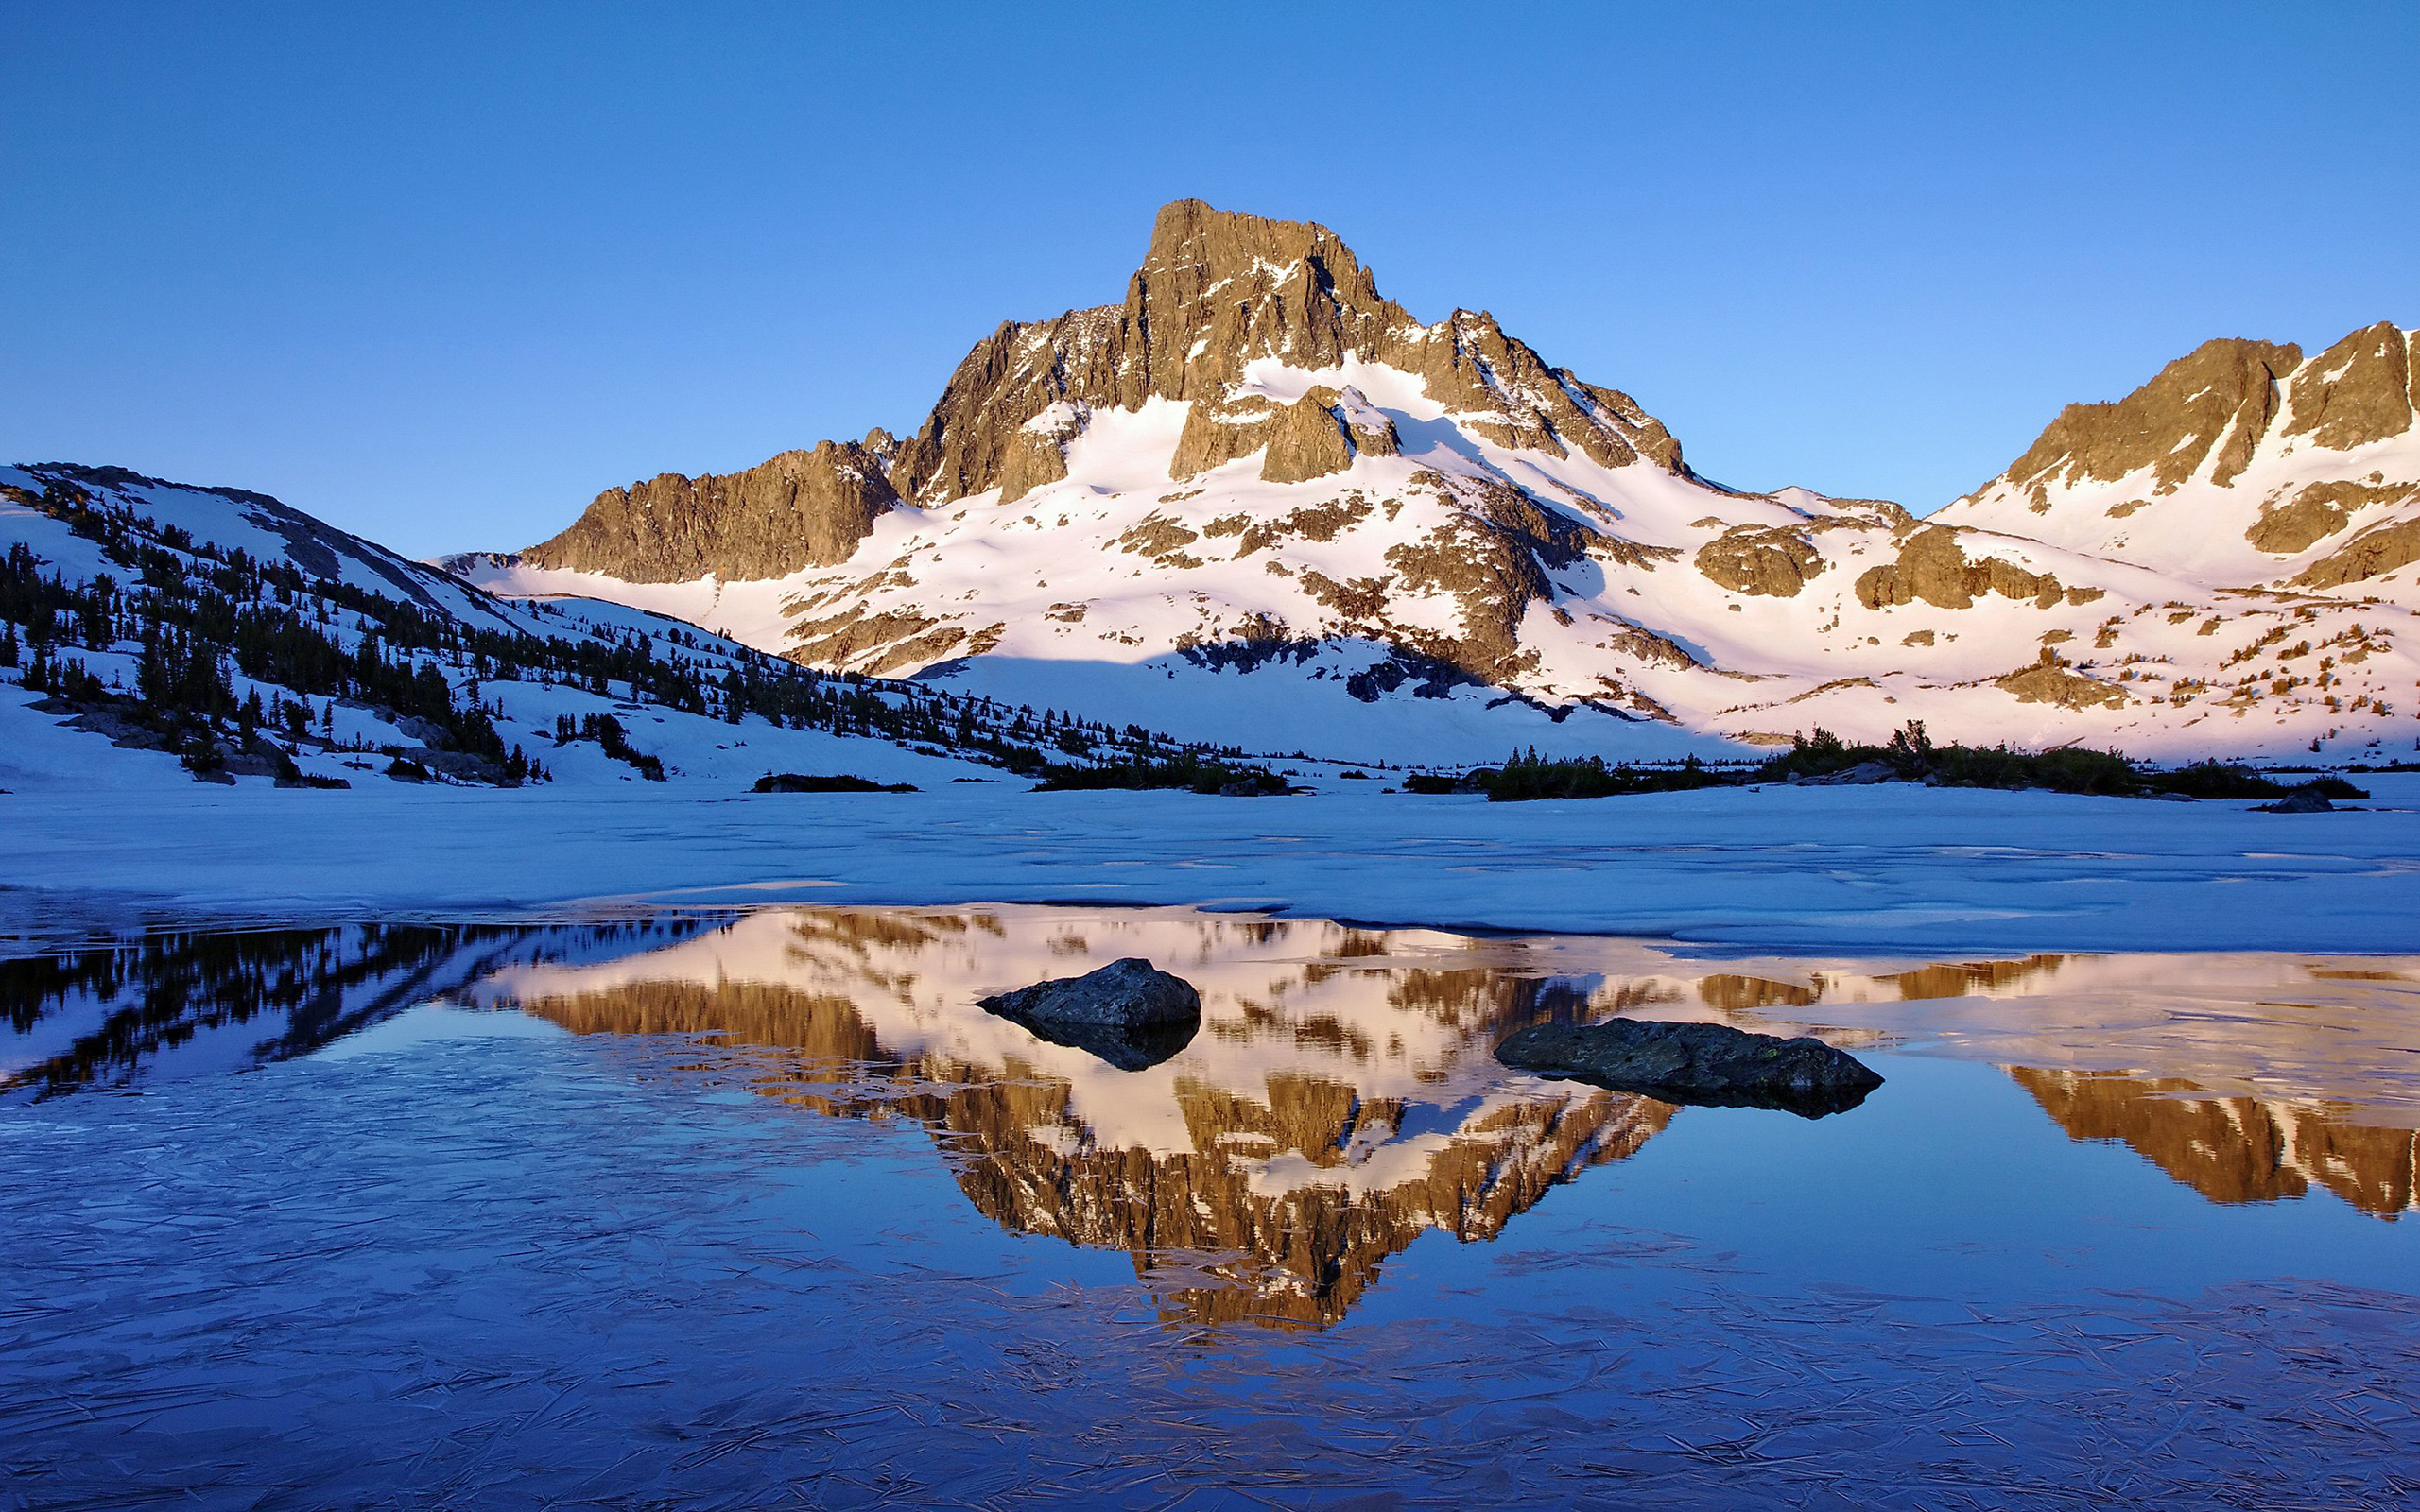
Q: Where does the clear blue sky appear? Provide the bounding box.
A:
[6,1,2414,557]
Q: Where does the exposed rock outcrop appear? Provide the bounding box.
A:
[2246,479,2416,556]
[1996,650,2128,710]
[997,403,1086,505]
[1695,524,1824,596]
[978,956,1203,1030]
[885,200,1692,505]
[2293,516,2420,589]
[2283,321,2416,451]
[1992,337,2304,504]
[1855,525,2061,610]
[784,602,993,676]
[1171,384,1403,484]
[1257,392,1357,484]
[525,440,900,583]
[2255,785,2337,814]
[1379,472,1587,678]
[1943,320,2420,610]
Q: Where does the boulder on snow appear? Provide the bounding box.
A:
[1797,760,1896,786]
[979,957,1203,1071]
[2254,784,2337,813]
[1495,1018,1883,1118]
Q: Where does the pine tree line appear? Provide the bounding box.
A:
[3,474,1242,785]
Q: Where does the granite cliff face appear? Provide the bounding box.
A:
[524,439,900,584]
[1948,321,2420,608]
[882,199,1686,507]
[467,201,2420,763]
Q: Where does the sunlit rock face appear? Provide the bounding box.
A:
[523,442,902,584]
[1946,322,2420,610]
[466,199,2420,762]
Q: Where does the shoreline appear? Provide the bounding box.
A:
[7,776,2418,954]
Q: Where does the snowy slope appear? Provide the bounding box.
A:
[0,465,1217,794]
[471,204,2420,764]
[1944,324,2420,609]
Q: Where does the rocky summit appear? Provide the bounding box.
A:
[459,199,2420,764]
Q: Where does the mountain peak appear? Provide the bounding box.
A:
[1945,319,2420,603]
[1115,199,1413,408]
[1132,198,1390,320]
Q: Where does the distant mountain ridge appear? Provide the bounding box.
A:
[1943,323,2420,602]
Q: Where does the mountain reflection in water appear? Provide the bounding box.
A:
[473,908,1674,1330]
[4,903,2414,1329]
[456,906,2413,1324]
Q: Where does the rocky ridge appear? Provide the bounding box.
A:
[1946,323,2420,609]
[470,201,2420,763]
[523,439,901,583]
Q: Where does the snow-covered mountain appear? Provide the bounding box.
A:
[458,199,2420,763]
[1941,323,2420,607]
[0,464,1253,793]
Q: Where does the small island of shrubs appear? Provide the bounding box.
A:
[752,772,919,794]
[1029,752,1291,796]
[1404,724,2369,804]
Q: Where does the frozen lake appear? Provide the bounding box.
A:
[4,904,2416,1507]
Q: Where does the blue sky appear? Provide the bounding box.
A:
[5,1,2414,557]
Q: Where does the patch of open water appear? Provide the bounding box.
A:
[3,904,2415,1507]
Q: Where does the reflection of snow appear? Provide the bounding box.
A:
[472,902,2420,1140]
[475,904,1649,1193]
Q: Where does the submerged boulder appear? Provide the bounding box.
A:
[1495,1018,1883,1118]
[979,957,1203,1071]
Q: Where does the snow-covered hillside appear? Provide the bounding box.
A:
[466,201,2420,763]
[0,464,1256,794]
[1944,323,2420,608]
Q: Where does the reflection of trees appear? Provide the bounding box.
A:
[1882,955,2071,1000]
[2012,1068,2417,1218]
[506,939,1675,1331]
[1691,955,2077,1013]
[1697,974,1819,1011]
[1,922,697,1102]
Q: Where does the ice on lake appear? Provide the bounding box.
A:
[4,904,2416,1507]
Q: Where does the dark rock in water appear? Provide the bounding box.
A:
[980,957,1203,1070]
[1495,1018,1883,1118]
[2255,785,2336,813]
[982,957,1201,1027]
[990,1012,1200,1072]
